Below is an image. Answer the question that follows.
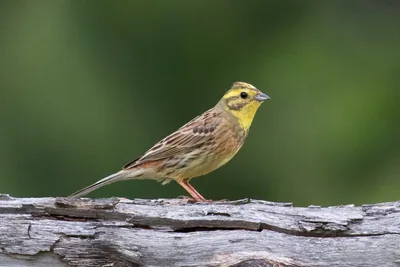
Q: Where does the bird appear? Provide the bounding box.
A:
[69,81,270,202]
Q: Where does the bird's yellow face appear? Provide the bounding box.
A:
[218,82,270,130]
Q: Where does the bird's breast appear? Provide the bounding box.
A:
[177,124,247,179]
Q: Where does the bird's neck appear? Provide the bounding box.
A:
[216,101,260,131]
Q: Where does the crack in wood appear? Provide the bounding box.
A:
[27,223,32,239]
[206,211,232,217]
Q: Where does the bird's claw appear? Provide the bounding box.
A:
[177,195,213,203]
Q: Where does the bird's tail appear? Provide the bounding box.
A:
[68,170,129,198]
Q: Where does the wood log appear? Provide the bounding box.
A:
[0,194,398,267]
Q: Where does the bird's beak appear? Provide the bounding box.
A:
[255,91,271,101]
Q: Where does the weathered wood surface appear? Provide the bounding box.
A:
[0,194,399,267]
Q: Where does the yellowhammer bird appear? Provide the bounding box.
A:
[69,82,270,201]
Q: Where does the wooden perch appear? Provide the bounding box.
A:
[0,194,399,267]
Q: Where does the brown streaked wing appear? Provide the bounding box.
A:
[123,109,220,170]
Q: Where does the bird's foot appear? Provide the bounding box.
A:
[177,195,213,203]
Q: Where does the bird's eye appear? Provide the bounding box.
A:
[240,92,248,99]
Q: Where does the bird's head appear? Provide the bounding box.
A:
[217,81,270,130]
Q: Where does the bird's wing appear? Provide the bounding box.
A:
[123,108,221,169]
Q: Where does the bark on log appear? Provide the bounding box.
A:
[0,194,399,267]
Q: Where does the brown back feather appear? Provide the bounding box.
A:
[123,108,221,170]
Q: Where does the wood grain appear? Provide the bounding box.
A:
[0,195,398,267]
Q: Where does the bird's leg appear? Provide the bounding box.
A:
[177,180,209,202]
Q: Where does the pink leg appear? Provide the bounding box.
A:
[177,180,209,202]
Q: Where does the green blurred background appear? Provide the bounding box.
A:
[1,0,399,206]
